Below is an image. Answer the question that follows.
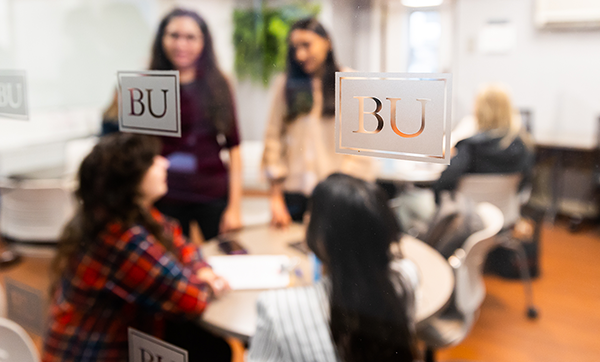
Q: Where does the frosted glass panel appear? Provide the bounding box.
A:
[0,0,158,110]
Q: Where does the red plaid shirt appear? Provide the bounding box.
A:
[42,209,211,362]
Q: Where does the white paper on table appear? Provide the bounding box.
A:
[207,255,291,290]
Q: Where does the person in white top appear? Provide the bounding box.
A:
[248,173,419,362]
[261,18,376,227]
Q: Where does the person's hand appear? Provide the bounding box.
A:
[197,267,230,298]
[219,206,242,234]
[270,194,291,228]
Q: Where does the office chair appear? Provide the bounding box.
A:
[419,202,504,362]
[0,318,40,362]
[456,173,538,319]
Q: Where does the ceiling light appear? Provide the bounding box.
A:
[401,0,444,7]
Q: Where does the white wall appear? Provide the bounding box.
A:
[453,0,600,148]
[0,0,160,111]
[0,0,161,175]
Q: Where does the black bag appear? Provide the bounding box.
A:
[423,193,484,259]
[484,204,544,279]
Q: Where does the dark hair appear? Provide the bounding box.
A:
[284,18,338,123]
[150,8,234,134]
[52,134,172,287]
[307,173,419,362]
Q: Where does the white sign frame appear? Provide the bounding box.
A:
[335,72,452,164]
[0,70,29,121]
[128,328,188,362]
[118,70,181,137]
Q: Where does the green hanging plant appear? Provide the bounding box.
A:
[233,3,320,86]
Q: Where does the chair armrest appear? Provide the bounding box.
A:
[448,248,466,270]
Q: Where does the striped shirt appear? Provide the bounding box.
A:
[42,209,211,362]
[248,282,339,362]
[248,262,417,362]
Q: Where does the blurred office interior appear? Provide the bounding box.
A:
[1,0,600,361]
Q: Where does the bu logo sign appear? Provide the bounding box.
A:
[0,83,24,108]
[335,72,452,165]
[0,70,29,120]
[128,88,169,118]
[353,96,430,138]
[139,347,177,362]
[128,328,187,362]
[118,70,181,137]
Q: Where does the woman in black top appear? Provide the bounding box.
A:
[102,8,242,241]
[150,9,242,241]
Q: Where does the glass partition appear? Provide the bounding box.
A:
[1,1,600,361]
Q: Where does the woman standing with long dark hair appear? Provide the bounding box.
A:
[248,173,419,362]
[262,18,375,227]
[150,8,242,240]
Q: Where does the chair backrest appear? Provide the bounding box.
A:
[451,202,504,316]
[0,318,40,362]
[457,173,521,228]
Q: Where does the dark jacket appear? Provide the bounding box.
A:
[433,133,534,203]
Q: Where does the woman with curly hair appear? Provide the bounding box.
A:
[42,133,231,362]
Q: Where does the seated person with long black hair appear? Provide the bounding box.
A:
[42,133,231,362]
[248,173,419,362]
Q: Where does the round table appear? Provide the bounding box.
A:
[377,159,446,183]
[200,223,454,341]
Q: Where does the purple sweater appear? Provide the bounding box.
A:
[160,80,240,204]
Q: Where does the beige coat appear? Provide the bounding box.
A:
[262,73,377,195]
